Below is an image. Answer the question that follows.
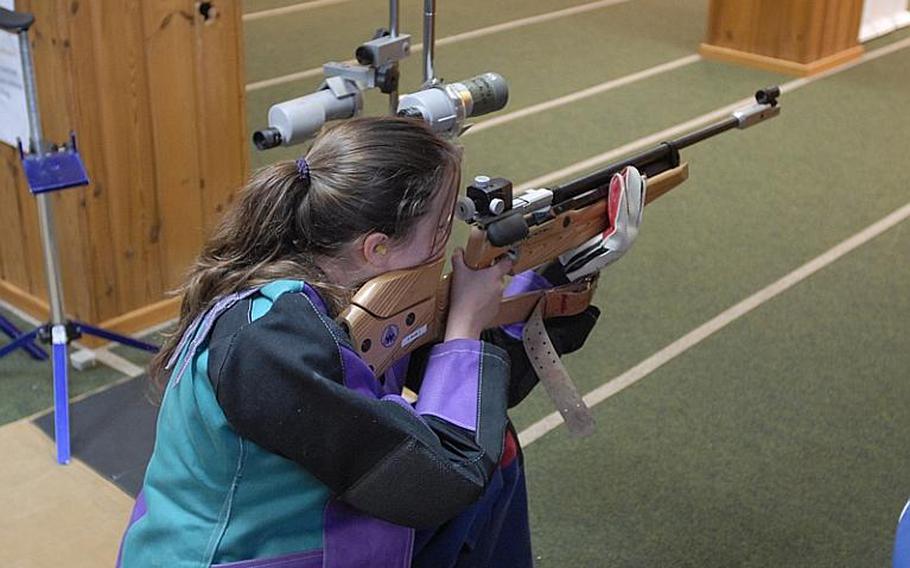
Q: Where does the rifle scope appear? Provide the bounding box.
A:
[397,73,509,137]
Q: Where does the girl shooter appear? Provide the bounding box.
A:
[117,117,643,567]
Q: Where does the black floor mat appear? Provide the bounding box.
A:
[33,376,158,497]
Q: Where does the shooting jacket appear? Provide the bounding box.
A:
[117,275,598,567]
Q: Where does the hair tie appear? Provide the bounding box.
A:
[296,157,311,185]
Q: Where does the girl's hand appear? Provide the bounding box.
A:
[445,248,514,341]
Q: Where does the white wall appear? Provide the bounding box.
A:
[860,0,910,41]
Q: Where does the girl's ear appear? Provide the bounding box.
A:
[361,232,392,269]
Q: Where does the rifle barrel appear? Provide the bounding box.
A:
[673,116,738,151]
[550,115,739,205]
[552,144,671,202]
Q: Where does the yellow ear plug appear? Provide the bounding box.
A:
[375,244,388,256]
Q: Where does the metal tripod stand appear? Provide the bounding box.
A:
[0,7,158,464]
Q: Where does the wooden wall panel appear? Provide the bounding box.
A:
[755,1,788,59]
[13,167,46,301]
[60,0,121,322]
[0,153,32,290]
[94,0,166,310]
[702,0,864,76]
[0,0,247,339]
[195,2,247,236]
[142,1,205,291]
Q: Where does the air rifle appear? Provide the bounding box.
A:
[338,87,782,378]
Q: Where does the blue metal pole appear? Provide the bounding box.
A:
[51,324,70,464]
[75,321,159,353]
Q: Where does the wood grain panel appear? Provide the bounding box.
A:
[702,0,864,75]
[0,150,31,291]
[92,0,165,309]
[142,1,205,290]
[13,170,46,301]
[194,1,247,236]
[61,0,121,322]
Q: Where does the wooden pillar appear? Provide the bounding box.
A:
[700,0,866,76]
[0,1,247,342]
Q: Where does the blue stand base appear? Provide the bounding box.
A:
[0,315,47,360]
[0,319,158,464]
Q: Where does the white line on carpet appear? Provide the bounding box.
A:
[465,54,701,136]
[243,0,355,22]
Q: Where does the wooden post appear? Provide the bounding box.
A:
[0,0,247,343]
[700,0,865,76]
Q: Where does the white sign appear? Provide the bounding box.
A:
[0,0,31,148]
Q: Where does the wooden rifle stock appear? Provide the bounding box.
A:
[339,163,689,377]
